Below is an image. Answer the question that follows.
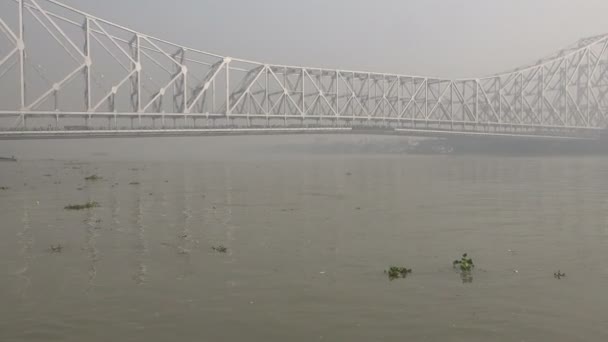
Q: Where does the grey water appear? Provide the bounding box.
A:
[1,136,608,342]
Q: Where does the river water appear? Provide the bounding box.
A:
[1,136,608,342]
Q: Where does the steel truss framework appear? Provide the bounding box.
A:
[0,0,607,137]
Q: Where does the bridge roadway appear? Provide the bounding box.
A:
[0,125,601,141]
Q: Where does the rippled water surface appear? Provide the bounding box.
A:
[1,137,608,341]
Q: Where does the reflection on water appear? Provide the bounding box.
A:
[221,166,235,258]
[133,193,147,285]
[16,205,33,298]
[1,153,608,342]
[111,191,122,233]
[460,272,474,284]
[84,207,100,290]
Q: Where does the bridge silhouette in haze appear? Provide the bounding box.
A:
[1,0,608,140]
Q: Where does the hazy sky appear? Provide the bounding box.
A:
[54,0,608,79]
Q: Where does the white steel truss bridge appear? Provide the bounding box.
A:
[1,0,608,140]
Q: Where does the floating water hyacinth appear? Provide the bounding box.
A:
[453,253,475,283]
[64,201,100,210]
[212,245,228,253]
[84,174,102,181]
[453,253,474,272]
[50,244,63,253]
[385,266,412,280]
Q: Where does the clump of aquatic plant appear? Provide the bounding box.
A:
[50,244,63,253]
[554,270,566,279]
[453,253,475,283]
[385,266,412,280]
[453,253,475,272]
[0,186,9,190]
[64,201,100,210]
[212,245,228,253]
[129,181,140,185]
[177,246,190,255]
[84,174,102,181]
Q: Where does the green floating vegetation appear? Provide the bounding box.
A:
[385,266,412,280]
[64,201,100,210]
[129,181,140,185]
[212,245,228,253]
[50,244,63,253]
[0,186,9,190]
[453,253,475,272]
[85,174,103,181]
[554,270,566,279]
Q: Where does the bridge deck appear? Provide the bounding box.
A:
[0,126,600,141]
